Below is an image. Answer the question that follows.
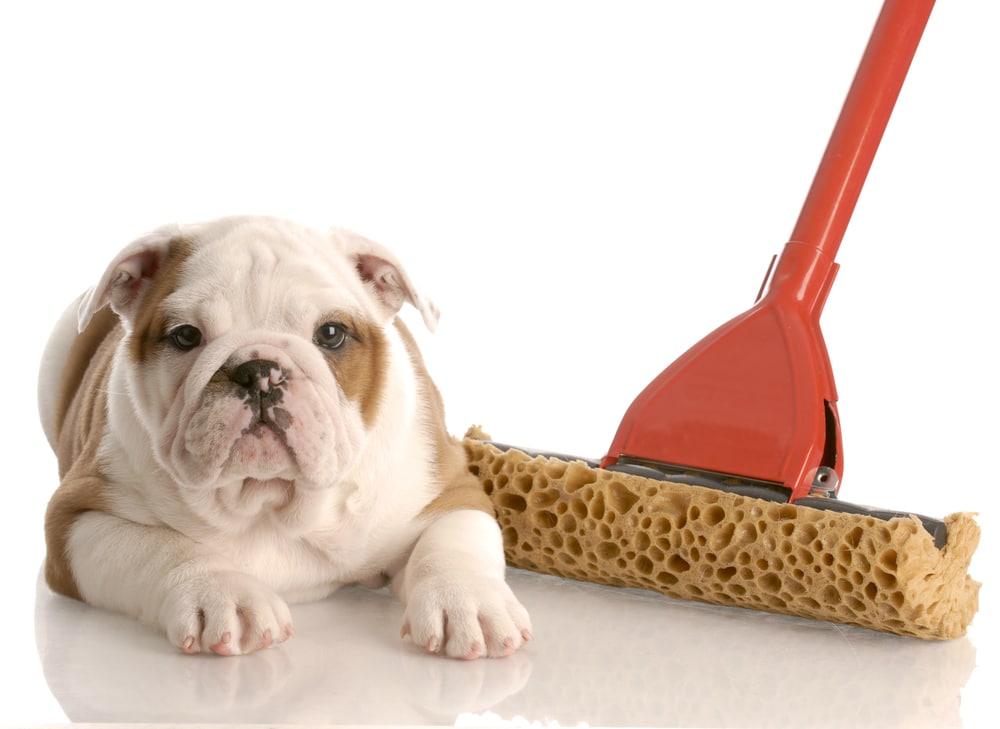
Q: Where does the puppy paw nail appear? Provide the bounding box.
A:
[181,636,199,654]
[257,630,273,650]
[211,632,235,656]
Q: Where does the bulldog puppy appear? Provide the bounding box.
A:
[38,216,531,659]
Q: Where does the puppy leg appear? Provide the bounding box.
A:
[394,510,532,659]
[64,512,293,655]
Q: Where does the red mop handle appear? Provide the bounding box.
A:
[789,0,935,258]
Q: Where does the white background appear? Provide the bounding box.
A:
[1,1,996,726]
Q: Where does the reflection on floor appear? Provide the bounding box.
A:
[35,567,974,727]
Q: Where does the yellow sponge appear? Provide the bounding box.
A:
[463,431,980,640]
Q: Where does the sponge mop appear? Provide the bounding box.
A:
[464,432,979,640]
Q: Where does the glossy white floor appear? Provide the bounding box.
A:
[3,1,997,726]
[21,559,988,728]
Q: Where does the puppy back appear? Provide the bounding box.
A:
[391,318,493,518]
[51,306,121,476]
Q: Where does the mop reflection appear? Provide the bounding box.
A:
[504,576,977,728]
[36,568,975,727]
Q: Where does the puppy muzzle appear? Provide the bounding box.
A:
[163,337,359,494]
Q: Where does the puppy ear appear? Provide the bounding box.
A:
[77,225,183,332]
[331,228,441,332]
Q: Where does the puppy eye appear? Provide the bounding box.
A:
[315,322,348,350]
[168,325,203,351]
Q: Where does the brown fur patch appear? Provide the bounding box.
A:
[51,305,118,456]
[391,320,494,518]
[45,314,121,599]
[321,313,388,427]
[128,237,196,364]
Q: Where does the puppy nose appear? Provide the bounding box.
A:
[229,359,284,393]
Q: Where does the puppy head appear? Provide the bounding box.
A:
[79,216,438,493]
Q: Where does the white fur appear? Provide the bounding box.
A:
[41,216,530,658]
[394,510,532,659]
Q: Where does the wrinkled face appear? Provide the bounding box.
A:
[120,219,390,493]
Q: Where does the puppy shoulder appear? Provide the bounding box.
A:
[43,306,130,600]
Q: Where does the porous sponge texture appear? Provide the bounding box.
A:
[463,434,980,640]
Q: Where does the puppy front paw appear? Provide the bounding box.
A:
[159,571,294,656]
[401,575,532,660]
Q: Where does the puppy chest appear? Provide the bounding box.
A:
[215,521,390,593]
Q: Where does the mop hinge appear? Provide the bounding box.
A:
[808,466,840,497]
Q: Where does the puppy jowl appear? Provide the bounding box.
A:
[39,215,531,659]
